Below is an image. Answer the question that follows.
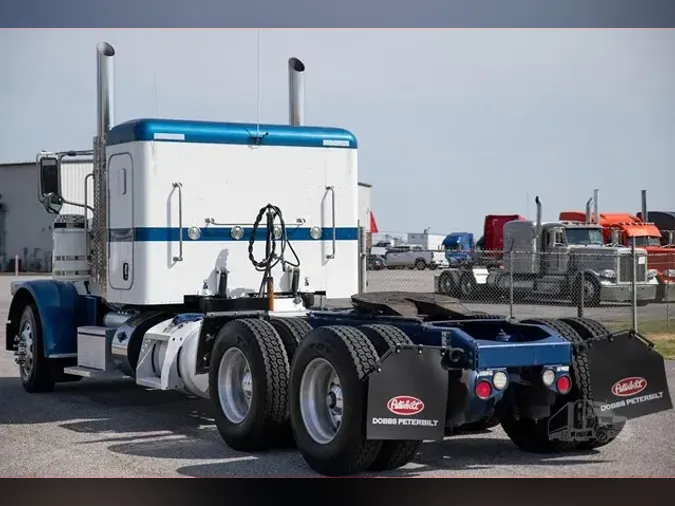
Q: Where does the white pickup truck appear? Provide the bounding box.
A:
[382,244,449,270]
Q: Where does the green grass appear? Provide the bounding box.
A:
[605,319,675,359]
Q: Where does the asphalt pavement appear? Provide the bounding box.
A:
[1,274,674,477]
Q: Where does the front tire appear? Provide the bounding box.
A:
[571,273,601,307]
[209,318,290,452]
[290,326,383,476]
[17,304,55,393]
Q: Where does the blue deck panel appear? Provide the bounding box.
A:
[106,118,358,149]
[473,337,572,369]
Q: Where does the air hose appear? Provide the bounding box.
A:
[247,204,301,297]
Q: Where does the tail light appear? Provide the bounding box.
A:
[556,375,572,395]
[475,380,493,400]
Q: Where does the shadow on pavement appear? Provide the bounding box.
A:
[0,375,613,478]
[173,434,611,478]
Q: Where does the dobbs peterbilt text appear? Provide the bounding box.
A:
[372,417,440,427]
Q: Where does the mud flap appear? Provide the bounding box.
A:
[584,330,672,422]
[366,347,448,441]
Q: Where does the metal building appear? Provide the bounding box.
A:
[0,162,54,271]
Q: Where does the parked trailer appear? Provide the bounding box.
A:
[436,197,659,306]
[5,42,673,477]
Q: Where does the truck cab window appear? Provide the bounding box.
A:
[565,228,604,246]
[633,236,662,247]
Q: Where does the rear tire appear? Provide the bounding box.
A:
[438,270,459,296]
[358,324,422,472]
[498,318,590,453]
[268,317,314,447]
[17,304,55,393]
[290,325,383,476]
[269,317,313,360]
[458,271,477,299]
[209,318,290,451]
[414,259,427,270]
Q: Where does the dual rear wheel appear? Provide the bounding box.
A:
[208,318,422,476]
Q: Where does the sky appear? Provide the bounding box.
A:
[1,29,674,237]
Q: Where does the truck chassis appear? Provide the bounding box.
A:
[6,288,672,476]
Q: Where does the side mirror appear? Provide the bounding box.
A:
[38,156,61,199]
[43,192,63,214]
[666,230,674,247]
[551,228,565,246]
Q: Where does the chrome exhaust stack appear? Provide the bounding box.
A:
[593,189,599,224]
[92,41,116,295]
[641,190,648,223]
[288,57,306,126]
[96,42,115,137]
[585,198,593,223]
[535,196,542,252]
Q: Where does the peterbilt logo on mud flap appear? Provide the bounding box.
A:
[611,377,648,398]
[387,396,425,416]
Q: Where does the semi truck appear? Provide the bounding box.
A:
[4,42,672,477]
[560,190,675,302]
[442,232,474,265]
[436,197,659,305]
[441,214,526,269]
[637,210,675,247]
[559,216,674,303]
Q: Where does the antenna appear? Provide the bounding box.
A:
[255,28,261,137]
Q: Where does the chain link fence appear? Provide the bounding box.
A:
[363,247,674,345]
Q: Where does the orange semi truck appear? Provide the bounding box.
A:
[558,210,675,302]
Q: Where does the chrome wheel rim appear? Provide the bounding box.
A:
[19,321,34,377]
[217,347,253,424]
[299,358,343,445]
[583,279,595,298]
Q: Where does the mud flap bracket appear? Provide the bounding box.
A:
[366,346,448,441]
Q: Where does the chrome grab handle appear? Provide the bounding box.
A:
[84,173,93,265]
[326,185,336,260]
[173,182,184,262]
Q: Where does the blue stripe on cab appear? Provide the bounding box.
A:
[108,227,358,243]
[106,118,358,149]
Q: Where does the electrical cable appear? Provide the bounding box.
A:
[248,203,301,296]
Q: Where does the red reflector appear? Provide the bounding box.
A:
[475,380,492,399]
[556,375,572,394]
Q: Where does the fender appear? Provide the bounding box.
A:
[6,280,96,358]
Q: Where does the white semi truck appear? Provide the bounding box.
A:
[5,42,671,477]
